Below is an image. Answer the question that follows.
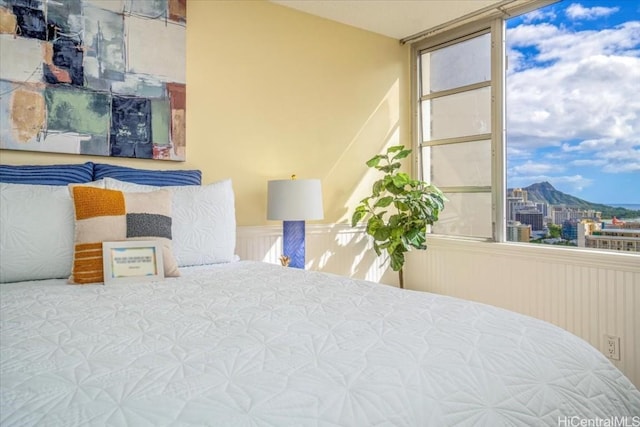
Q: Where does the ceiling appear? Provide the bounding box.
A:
[270,0,504,40]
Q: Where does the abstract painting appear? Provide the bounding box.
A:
[0,0,186,161]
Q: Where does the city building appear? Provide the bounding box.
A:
[512,188,528,202]
[551,207,580,225]
[606,220,640,230]
[551,207,602,225]
[507,220,531,242]
[584,229,640,252]
[577,219,602,248]
[535,202,548,217]
[561,219,578,241]
[515,210,544,231]
[506,196,524,221]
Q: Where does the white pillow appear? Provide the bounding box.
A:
[103,178,236,267]
[0,181,104,283]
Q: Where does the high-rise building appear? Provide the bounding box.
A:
[561,219,578,241]
[506,196,524,221]
[516,210,544,231]
[512,188,528,202]
[507,220,531,242]
[535,202,548,217]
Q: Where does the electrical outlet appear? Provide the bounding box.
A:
[604,335,620,361]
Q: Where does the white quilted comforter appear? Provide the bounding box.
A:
[1,261,639,426]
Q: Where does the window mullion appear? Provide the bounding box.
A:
[421,134,492,147]
[491,18,506,243]
[421,80,491,101]
[438,186,492,193]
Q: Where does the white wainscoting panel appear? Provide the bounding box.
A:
[405,237,640,389]
[236,224,397,285]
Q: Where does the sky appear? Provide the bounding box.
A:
[506,0,640,204]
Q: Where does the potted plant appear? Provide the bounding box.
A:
[351,145,446,288]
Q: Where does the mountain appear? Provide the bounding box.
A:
[510,182,640,219]
[523,182,595,208]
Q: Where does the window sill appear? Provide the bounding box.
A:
[426,235,639,272]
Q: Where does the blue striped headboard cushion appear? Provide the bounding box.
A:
[0,162,94,185]
[93,163,201,186]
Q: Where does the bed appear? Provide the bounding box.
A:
[1,163,639,426]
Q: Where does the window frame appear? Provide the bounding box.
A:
[410,0,561,246]
[411,19,505,242]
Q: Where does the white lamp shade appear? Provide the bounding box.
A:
[267,179,324,221]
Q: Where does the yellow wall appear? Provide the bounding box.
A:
[0,0,410,226]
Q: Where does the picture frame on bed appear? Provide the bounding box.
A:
[102,241,164,285]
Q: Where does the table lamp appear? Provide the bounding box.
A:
[267,176,324,269]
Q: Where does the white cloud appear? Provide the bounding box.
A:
[521,8,557,23]
[553,174,593,191]
[506,20,640,176]
[507,23,561,49]
[561,138,618,152]
[570,159,607,167]
[507,55,632,139]
[566,3,619,20]
[600,146,640,172]
[560,139,640,172]
[506,145,532,159]
[605,162,640,173]
[513,160,560,174]
[507,22,640,70]
[536,22,640,63]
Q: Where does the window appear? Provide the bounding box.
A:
[415,27,498,239]
[413,0,640,253]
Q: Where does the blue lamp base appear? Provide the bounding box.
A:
[283,220,306,269]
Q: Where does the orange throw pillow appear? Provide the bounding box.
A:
[69,186,179,284]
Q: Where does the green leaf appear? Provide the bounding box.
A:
[378,241,391,249]
[374,196,394,208]
[372,179,384,196]
[389,250,405,271]
[373,226,391,241]
[386,240,399,255]
[395,201,408,212]
[366,155,383,168]
[358,196,371,205]
[387,145,404,153]
[405,228,424,247]
[392,173,409,187]
[366,216,383,235]
[391,149,411,161]
[351,210,365,226]
[387,185,404,196]
[379,165,394,173]
[372,242,382,256]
